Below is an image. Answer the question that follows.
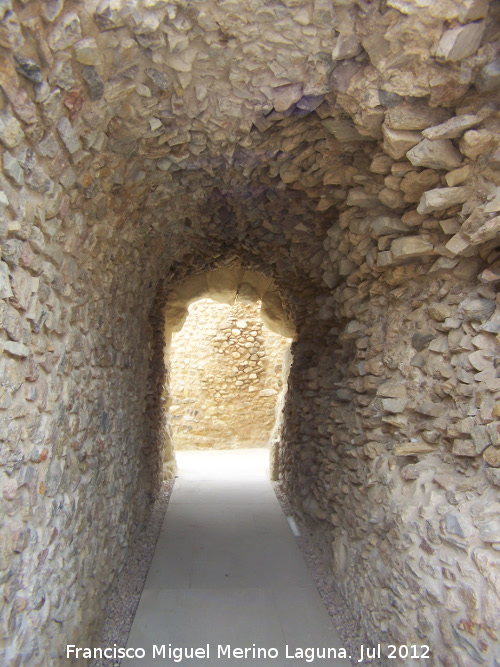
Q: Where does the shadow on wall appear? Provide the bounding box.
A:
[161,268,296,479]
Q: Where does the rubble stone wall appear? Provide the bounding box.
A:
[0,0,500,665]
[168,298,290,451]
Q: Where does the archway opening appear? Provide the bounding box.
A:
[169,297,292,453]
[159,267,296,479]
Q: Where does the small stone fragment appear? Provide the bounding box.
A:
[391,236,434,260]
[445,165,471,187]
[382,398,407,413]
[0,8,24,49]
[81,66,104,101]
[3,341,30,358]
[74,38,100,66]
[146,68,170,91]
[3,152,24,185]
[480,266,500,284]
[412,333,435,351]
[37,132,60,158]
[444,512,475,538]
[56,116,81,154]
[483,446,500,468]
[94,0,125,30]
[42,0,64,22]
[322,119,366,142]
[0,261,12,299]
[479,518,500,542]
[0,111,24,148]
[407,138,462,170]
[428,303,452,321]
[13,54,43,84]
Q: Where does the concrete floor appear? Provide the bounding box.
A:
[122,449,350,666]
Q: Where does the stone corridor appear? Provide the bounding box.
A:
[0,0,500,665]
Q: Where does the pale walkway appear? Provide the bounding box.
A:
[122,449,350,666]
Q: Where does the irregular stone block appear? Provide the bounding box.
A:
[382,398,406,413]
[457,0,489,21]
[401,169,441,203]
[94,0,125,30]
[48,11,82,51]
[484,446,500,467]
[445,165,471,187]
[370,154,393,174]
[385,103,448,131]
[322,119,366,142]
[42,0,64,22]
[331,33,361,60]
[485,468,500,486]
[0,261,12,299]
[407,138,462,170]
[459,129,496,159]
[371,216,409,236]
[0,110,24,148]
[460,298,496,322]
[412,333,435,351]
[444,511,475,537]
[453,439,478,456]
[417,186,472,214]
[345,188,380,208]
[390,236,434,260]
[476,56,500,93]
[466,216,500,245]
[445,233,469,256]
[3,152,24,185]
[382,124,421,159]
[3,341,29,357]
[74,38,100,66]
[422,114,482,140]
[37,132,60,158]
[393,441,435,455]
[0,8,24,49]
[271,84,303,113]
[56,116,81,154]
[415,401,446,417]
[479,518,500,542]
[378,187,405,209]
[435,21,485,62]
